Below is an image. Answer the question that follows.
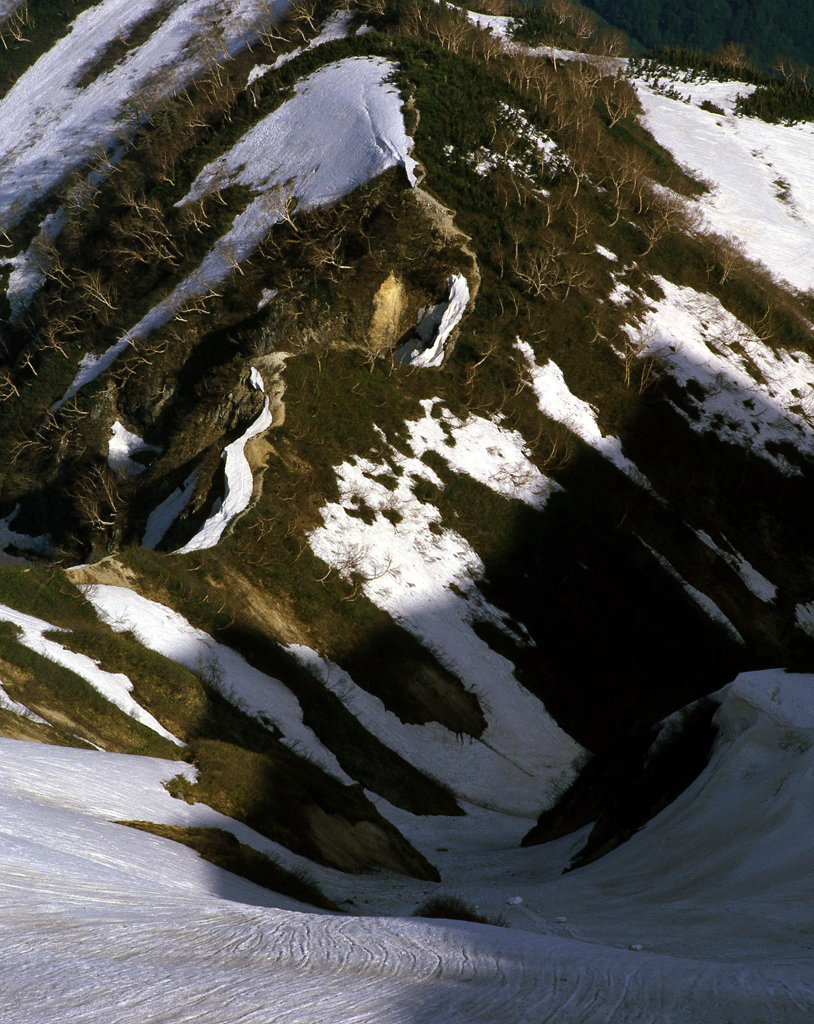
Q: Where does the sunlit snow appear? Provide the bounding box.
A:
[694,529,777,603]
[175,369,271,553]
[395,274,470,367]
[107,421,161,481]
[0,602,182,743]
[633,68,814,292]
[515,338,655,488]
[0,0,292,233]
[308,405,581,816]
[624,277,814,474]
[639,539,745,643]
[81,583,350,782]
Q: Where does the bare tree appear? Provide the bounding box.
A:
[72,464,121,534]
[599,76,639,128]
[716,40,753,74]
[0,0,29,49]
[545,0,575,27]
[288,0,320,42]
[640,187,698,254]
[430,4,471,54]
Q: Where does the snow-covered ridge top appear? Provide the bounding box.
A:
[181,56,417,209]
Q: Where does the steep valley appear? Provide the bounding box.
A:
[0,1,813,1020]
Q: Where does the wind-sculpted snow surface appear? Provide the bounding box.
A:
[309,403,581,816]
[57,55,417,407]
[626,277,814,474]
[0,668,813,1021]
[633,69,814,293]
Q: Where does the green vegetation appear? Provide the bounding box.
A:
[581,0,814,71]
[735,80,814,124]
[414,894,507,927]
[119,822,339,910]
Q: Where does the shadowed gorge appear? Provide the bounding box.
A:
[0,0,812,1020]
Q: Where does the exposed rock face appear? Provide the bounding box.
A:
[369,271,408,356]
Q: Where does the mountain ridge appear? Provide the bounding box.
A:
[0,1,813,1019]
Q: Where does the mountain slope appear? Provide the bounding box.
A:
[0,0,813,1019]
[582,0,814,70]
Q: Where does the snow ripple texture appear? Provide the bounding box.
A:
[0,667,813,1021]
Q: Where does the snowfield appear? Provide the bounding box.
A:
[633,69,814,293]
[0,668,812,1021]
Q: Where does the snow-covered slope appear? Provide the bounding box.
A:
[632,68,814,293]
[0,669,811,1022]
[1,3,814,1020]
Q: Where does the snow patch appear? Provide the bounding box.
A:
[250,9,357,79]
[795,602,814,639]
[406,398,557,508]
[0,603,182,743]
[108,422,161,481]
[81,584,350,782]
[515,338,655,490]
[175,372,270,553]
[624,277,814,475]
[308,406,581,815]
[142,470,198,551]
[395,274,470,367]
[639,539,745,643]
[695,529,777,603]
[0,684,51,726]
